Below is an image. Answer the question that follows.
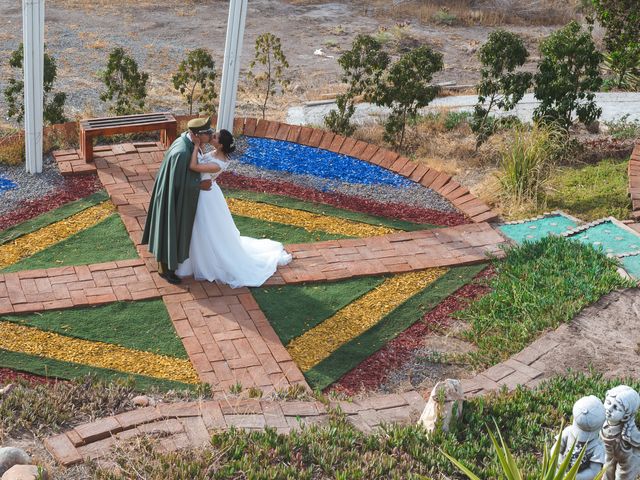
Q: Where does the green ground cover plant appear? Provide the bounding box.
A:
[545,158,631,220]
[457,236,632,368]
[89,372,638,479]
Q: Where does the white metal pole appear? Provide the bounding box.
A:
[23,0,45,174]
[217,0,247,132]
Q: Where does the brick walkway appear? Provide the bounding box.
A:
[267,223,506,285]
[45,391,426,467]
[628,143,640,219]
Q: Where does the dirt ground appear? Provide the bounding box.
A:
[0,0,562,123]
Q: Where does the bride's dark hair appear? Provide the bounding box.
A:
[218,129,236,154]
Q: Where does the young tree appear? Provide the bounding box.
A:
[99,47,149,116]
[248,33,289,119]
[472,29,532,147]
[172,48,217,115]
[376,46,443,150]
[591,0,640,88]
[533,22,603,129]
[325,34,390,136]
[4,43,67,125]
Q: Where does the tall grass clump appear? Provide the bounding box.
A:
[497,123,565,209]
[457,236,633,368]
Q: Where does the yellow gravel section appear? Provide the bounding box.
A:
[0,322,199,384]
[287,268,448,372]
[0,202,116,270]
[227,198,396,237]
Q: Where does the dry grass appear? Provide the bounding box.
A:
[285,0,581,26]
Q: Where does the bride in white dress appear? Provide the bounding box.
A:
[176,129,292,287]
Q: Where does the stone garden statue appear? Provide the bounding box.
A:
[601,385,640,480]
[554,395,606,480]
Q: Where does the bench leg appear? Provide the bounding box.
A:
[164,124,177,148]
[83,132,93,163]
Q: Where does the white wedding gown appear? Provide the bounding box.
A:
[176,151,292,287]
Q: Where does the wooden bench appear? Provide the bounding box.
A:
[79,112,177,162]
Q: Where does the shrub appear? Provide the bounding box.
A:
[376,46,444,149]
[324,34,390,136]
[3,44,67,125]
[497,123,565,206]
[591,0,640,89]
[472,29,532,147]
[248,33,289,119]
[533,22,603,129]
[604,114,640,140]
[172,48,217,115]
[99,47,149,116]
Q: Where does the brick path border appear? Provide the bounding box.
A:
[628,143,640,219]
[53,116,499,223]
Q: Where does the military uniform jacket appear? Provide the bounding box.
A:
[142,133,201,270]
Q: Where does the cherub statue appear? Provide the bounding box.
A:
[601,385,640,480]
[555,395,606,480]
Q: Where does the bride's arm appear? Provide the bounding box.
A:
[189,145,221,174]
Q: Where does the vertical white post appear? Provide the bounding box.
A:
[217,0,247,132]
[23,0,45,174]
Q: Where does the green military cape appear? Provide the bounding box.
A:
[142,134,201,271]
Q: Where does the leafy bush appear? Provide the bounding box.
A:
[3,43,67,125]
[100,47,149,116]
[92,372,640,479]
[604,114,640,140]
[457,236,632,368]
[497,123,566,206]
[248,33,289,119]
[325,34,389,136]
[172,48,217,115]
[591,0,640,89]
[533,22,603,129]
[377,46,444,149]
[472,29,532,147]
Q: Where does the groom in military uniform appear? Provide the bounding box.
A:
[142,117,214,284]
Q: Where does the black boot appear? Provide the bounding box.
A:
[158,262,182,285]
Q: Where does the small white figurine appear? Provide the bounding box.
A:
[555,395,606,480]
[602,385,640,480]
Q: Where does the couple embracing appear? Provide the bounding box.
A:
[142,116,292,287]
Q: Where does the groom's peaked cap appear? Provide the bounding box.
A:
[187,116,212,133]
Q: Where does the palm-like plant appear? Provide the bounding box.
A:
[443,423,605,480]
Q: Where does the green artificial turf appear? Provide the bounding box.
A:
[224,188,439,232]
[545,158,631,221]
[2,214,139,272]
[0,300,187,358]
[0,191,109,245]
[457,236,633,368]
[251,276,387,345]
[0,349,194,392]
[232,214,349,244]
[305,264,486,390]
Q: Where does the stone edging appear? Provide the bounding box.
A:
[52,116,499,224]
[629,143,640,219]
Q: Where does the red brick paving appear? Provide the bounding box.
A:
[629,143,640,219]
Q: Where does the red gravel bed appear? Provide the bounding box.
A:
[0,175,103,231]
[328,268,494,396]
[218,172,468,227]
[0,367,60,386]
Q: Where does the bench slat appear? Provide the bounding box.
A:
[81,112,174,123]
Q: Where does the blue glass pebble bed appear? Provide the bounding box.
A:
[0,177,17,195]
[240,137,415,188]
